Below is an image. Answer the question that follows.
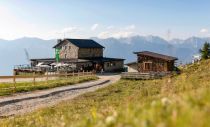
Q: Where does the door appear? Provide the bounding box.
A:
[143,62,153,72]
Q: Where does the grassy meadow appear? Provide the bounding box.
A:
[0,75,98,96]
[1,60,210,127]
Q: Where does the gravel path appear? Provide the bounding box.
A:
[0,74,120,117]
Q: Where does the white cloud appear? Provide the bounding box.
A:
[107,25,115,29]
[125,25,136,30]
[112,31,136,38]
[98,24,137,39]
[53,27,85,39]
[98,30,136,39]
[61,27,79,33]
[98,31,110,39]
[200,28,208,33]
[91,24,99,31]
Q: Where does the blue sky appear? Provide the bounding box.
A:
[0,0,209,40]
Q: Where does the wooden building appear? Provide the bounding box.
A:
[133,51,178,73]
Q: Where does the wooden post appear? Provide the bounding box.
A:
[33,72,36,86]
[87,70,89,78]
[73,71,74,76]
[46,71,48,85]
[66,72,68,78]
[13,70,16,92]
[83,70,85,76]
[46,71,49,81]
[78,70,80,80]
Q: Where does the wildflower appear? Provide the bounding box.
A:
[161,97,171,106]
[151,100,157,107]
[91,107,97,120]
[105,116,116,125]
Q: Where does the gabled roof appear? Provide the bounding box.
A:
[53,39,104,48]
[30,58,90,63]
[125,61,138,65]
[133,51,178,61]
[86,57,125,62]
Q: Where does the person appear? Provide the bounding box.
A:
[100,68,104,75]
[80,66,83,72]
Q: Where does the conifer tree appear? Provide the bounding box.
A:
[200,42,210,59]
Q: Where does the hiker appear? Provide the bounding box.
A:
[100,68,104,75]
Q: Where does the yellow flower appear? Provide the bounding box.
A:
[91,107,97,120]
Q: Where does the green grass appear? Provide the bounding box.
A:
[0,75,98,96]
[1,60,210,127]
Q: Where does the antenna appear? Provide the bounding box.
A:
[24,48,30,63]
[167,29,171,41]
[166,29,175,55]
[195,38,198,49]
[63,32,66,39]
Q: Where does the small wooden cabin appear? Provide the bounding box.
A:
[134,51,178,73]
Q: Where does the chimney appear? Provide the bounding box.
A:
[57,39,62,44]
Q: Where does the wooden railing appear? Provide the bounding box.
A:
[0,72,93,80]
[121,72,170,80]
[0,71,95,93]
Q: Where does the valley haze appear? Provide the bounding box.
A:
[0,35,206,76]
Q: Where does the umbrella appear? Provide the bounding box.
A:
[36,62,50,68]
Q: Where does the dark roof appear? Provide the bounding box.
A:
[30,58,90,63]
[53,39,104,48]
[134,51,178,61]
[85,57,125,62]
[125,61,137,65]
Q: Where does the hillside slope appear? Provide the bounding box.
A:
[1,60,210,127]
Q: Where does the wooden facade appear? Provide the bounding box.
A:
[134,51,178,73]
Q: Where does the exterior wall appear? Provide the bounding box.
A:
[56,40,103,59]
[57,41,79,59]
[76,62,93,71]
[78,48,103,58]
[31,61,38,67]
[126,64,138,72]
[137,55,174,72]
[103,61,124,72]
[59,41,79,59]
[167,62,174,71]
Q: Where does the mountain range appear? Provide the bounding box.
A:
[0,35,209,75]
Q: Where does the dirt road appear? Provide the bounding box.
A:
[0,74,120,117]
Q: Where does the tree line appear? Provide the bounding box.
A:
[200,42,210,60]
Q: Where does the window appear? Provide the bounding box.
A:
[64,54,67,58]
[69,46,71,49]
[144,62,152,71]
[63,46,67,50]
[107,62,110,67]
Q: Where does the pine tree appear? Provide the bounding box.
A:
[200,42,210,60]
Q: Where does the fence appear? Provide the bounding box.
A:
[0,71,95,94]
[121,72,170,80]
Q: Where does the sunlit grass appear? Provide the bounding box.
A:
[1,60,210,127]
[0,75,98,96]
